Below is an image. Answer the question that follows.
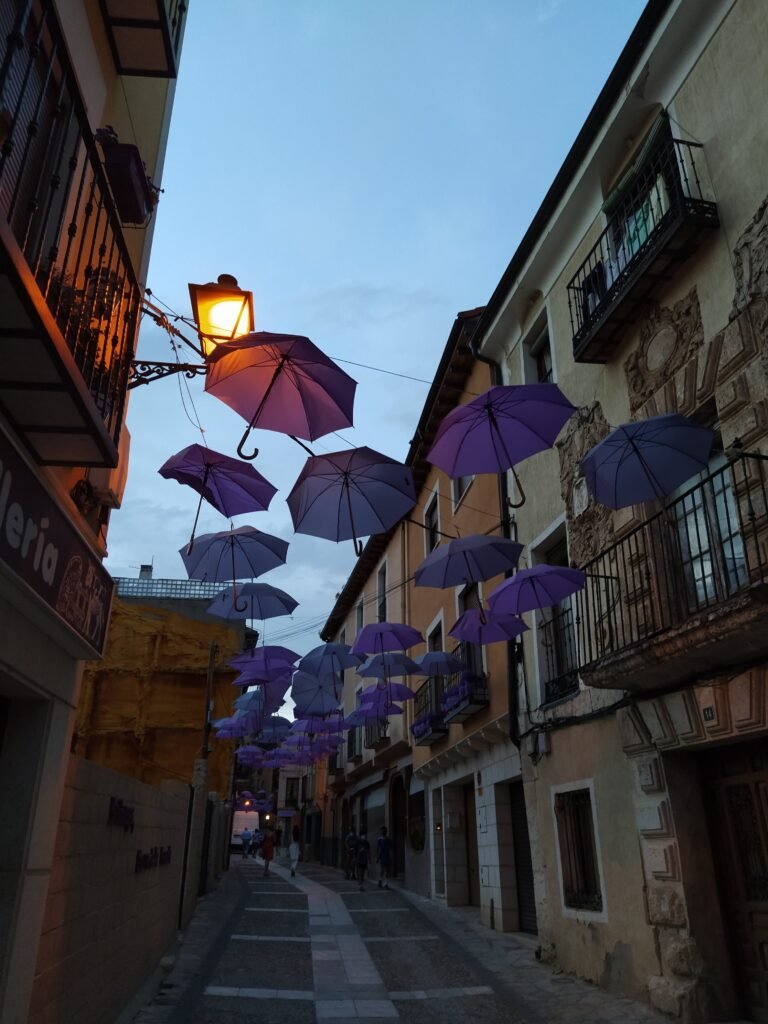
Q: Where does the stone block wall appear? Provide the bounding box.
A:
[29,756,189,1024]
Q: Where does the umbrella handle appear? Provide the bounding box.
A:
[237,423,259,461]
[187,469,210,553]
[507,466,526,509]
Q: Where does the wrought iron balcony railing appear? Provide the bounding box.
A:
[346,727,363,761]
[571,452,768,690]
[0,0,141,464]
[440,641,489,724]
[411,677,448,746]
[364,720,389,750]
[538,604,580,705]
[567,133,718,363]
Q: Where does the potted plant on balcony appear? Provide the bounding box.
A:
[96,126,161,225]
[410,711,447,743]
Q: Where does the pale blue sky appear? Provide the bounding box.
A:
[106,0,646,652]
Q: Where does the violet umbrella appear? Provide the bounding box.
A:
[159,443,277,552]
[427,384,576,506]
[580,413,714,510]
[229,645,300,674]
[360,681,415,703]
[344,703,403,727]
[449,609,529,645]
[299,643,362,679]
[414,534,524,588]
[291,671,340,716]
[352,622,424,655]
[204,332,357,459]
[488,565,586,614]
[356,652,421,680]
[287,447,417,555]
[207,582,298,621]
[415,650,467,675]
[180,526,289,611]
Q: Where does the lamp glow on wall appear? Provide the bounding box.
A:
[188,274,255,357]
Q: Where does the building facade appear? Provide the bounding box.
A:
[0,2,185,1020]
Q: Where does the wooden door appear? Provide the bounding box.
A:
[510,782,538,934]
[464,784,480,906]
[702,740,768,1021]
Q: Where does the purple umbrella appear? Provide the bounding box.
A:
[205,332,358,459]
[290,672,340,716]
[449,609,529,645]
[415,534,524,588]
[357,652,421,679]
[299,643,362,679]
[344,704,403,727]
[488,565,586,614]
[180,526,289,611]
[290,717,344,734]
[360,681,414,702]
[159,443,277,551]
[580,413,714,510]
[229,645,300,674]
[415,651,467,675]
[287,447,417,555]
[427,384,576,506]
[352,622,424,655]
[207,582,298,620]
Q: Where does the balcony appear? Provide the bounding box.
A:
[572,453,768,692]
[440,642,489,724]
[567,135,718,363]
[346,727,363,763]
[538,605,580,705]
[0,0,141,466]
[99,0,187,78]
[411,678,448,746]
[364,720,390,751]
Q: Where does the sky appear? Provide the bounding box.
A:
[105,0,647,655]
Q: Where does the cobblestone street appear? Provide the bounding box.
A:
[131,858,669,1024]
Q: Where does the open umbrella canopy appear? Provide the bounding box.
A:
[229,645,300,674]
[580,413,714,509]
[414,534,524,588]
[427,383,576,481]
[415,650,467,675]
[205,332,357,454]
[344,703,403,726]
[489,565,586,614]
[207,582,298,620]
[360,681,415,702]
[449,609,529,645]
[299,643,362,679]
[356,652,421,679]
[352,622,424,655]
[159,443,276,515]
[290,717,344,734]
[287,446,417,555]
[253,715,292,743]
[290,671,340,716]
[180,526,288,583]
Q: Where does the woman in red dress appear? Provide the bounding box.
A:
[261,827,274,877]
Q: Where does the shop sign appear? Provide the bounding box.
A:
[0,432,113,656]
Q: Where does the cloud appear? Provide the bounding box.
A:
[535,0,566,23]
[295,282,446,335]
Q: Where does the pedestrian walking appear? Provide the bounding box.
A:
[289,825,301,877]
[241,827,252,859]
[355,832,370,891]
[261,826,275,876]
[344,827,358,880]
[376,825,392,889]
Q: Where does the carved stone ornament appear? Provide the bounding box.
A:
[624,288,704,412]
[555,402,614,566]
[731,191,768,339]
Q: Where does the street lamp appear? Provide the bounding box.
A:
[188,274,255,357]
[129,273,254,388]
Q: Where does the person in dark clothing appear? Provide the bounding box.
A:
[344,828,358,880]
[376,825,392,889]
[355,832,371,891]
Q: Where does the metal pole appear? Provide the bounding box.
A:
[202,640,217,759]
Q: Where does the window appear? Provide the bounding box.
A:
[428,621,443,653]
[356,600,364,633]
[458,584,483,677]
[452,475,472,507]
[285,777,299,808]
[377,563,387,622]
[424,494,440,553]
[554,788,603,912]
[523,322,553,385]
[536,534,579,704]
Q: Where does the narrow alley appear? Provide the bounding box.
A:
[132,857,668,1024]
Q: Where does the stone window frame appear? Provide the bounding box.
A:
[423,485,441,556]
[551,778,608,923]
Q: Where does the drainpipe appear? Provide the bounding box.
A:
[471,342,521,748]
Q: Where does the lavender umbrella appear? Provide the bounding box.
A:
[299,643,362,679]
[287,447,417,555]
[180,526,289,612]
[415,651,467,675]
[159,443,277,551]
[427,384,576,505]
[229,645,300,674]
[449,609,529,645]
[344,704,403,726]
[352,622,424,655]
[205,332,358,459]
[415,534,524,588]
[207,582,298,620]
[290,672,341,716]
[580,414,714,510]
[357,652,421,679]
[488,565,585,614]
[360,681,414,702]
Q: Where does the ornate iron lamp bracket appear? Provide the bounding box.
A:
[128,360,207,388]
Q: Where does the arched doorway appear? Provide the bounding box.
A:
[390,774,407,877]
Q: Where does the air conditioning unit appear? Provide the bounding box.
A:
[90,427,130,508]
